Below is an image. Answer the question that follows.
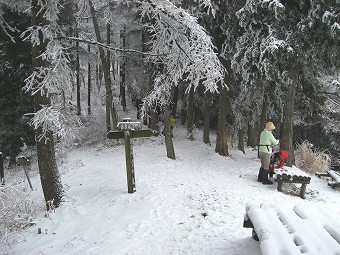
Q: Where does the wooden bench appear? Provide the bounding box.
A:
[274,169,311,199]
[243,203,340,255]
[316,170,340,189]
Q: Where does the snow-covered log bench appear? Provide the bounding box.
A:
[274,168,311,199]
[243,203,340,255]
[316,170,340,189]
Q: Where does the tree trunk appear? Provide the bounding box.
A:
[215,85,229,156]
[194,106,202,129]
[0,152,4,185]
[247,123,257,148]
[96,63,101,91]
[32,0,64,209]
[258,94,268,135]
[186,86,195,140]
[238,129,245,154]
[281,69,298,166]
[203,91,211,145]
[36,129,63,209]
[120,28,127,112]
[258,94,268,157]
[89,0,117,131]
[87,44,91,115]
[163,104,176,159]
[181,100,186,125]
[106,22,118,128]
[76,24,81,115]
[171,86,179,117]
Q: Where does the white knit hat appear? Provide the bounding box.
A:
[265,122,276,131]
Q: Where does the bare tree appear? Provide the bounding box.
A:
[89,0,117,131]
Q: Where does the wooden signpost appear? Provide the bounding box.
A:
[18,156,33,191]
[107,118,153,194]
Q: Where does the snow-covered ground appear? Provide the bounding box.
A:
[1,125,340,255]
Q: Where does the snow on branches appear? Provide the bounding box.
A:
[29,105,66,140]
[16,0,72,139]
[24,39,72,97]
[236,0,285,29]
[139,0,225,106]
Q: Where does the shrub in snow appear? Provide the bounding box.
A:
[295,141,330,175]
[0,185,37,245]
[71,110,109,146]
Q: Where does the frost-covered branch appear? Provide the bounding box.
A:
[139,0,225,106]
[29,104,66,141]
[17,0,73,139]
[0,12,18,42]
[24,40,72,97]
[64,36,162,57]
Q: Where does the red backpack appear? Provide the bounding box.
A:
[269,150,288,171]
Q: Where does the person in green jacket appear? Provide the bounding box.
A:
[258,121,280,184]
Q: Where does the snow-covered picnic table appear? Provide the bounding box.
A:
[316,170,340,189]
[274,167,311,199]
[243,203,340,255]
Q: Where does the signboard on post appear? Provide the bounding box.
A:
[107,119,153,194]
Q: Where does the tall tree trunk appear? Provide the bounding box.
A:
[164,104,176,159]
[95,63,98,89]
[181,93,186,126]
[186,86,195,140]
[247,123,257,148]
[32,0,63,209]
[96,62,101,91]
[215,57,230,156]
[203,91,211,145]
[0,152,3,185]
[87,44,91,115]
[238,129,245,154]
[257,94,268,157]
[215,85,229,156]
[120,27,127,112]
[281,68,298,166]
[89,0,117,131]
[36,130,63,209]
[171,86,179,117]
[194,106,202,129]
[258,94,268,134]
[106,22,117,128]
[76,28,81,115]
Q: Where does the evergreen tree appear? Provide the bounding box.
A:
[0,5,35,163]
[233,0,339,165]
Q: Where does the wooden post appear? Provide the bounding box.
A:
[277,180,283,192]
[124,130,135,193]
[107,119,153,194]
[300,183,307,199]
[18,156,33,191]
[0,152,4,186]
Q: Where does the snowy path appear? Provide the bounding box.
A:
[3,127,340,255]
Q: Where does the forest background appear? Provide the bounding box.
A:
[0,0,339,210]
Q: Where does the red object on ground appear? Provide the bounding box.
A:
[269,150,288,171]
